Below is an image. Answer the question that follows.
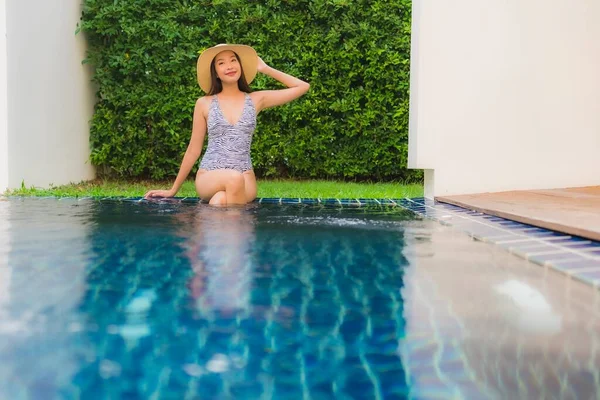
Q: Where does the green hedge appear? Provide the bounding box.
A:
[80,0,420,182]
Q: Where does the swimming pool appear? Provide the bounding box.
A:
[0,198,598,399]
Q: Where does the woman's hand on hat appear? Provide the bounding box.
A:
[143,188,176,199]
[257,56,269,73]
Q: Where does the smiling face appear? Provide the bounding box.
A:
[214,50,242,85]
[208,49,251,95]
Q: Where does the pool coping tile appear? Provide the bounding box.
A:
[397,197,600,290]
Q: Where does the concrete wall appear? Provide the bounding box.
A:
[409,0,600,198]
[0,0,8,192]
[3,0,95,192]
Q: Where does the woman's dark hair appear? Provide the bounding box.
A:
[207,51,252,95]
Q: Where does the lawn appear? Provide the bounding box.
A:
[4,179,423,199]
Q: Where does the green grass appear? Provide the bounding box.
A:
[4,178,423,199]
[257,180,423,199]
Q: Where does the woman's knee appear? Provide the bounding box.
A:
[209,191,227,206]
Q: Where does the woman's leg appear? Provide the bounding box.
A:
[242,170,258,203]
[195,169,257,205]
[195,169,246,205]
[209,191,227,206]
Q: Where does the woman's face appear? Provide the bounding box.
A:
[214,50,242,85]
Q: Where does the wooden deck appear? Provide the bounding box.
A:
[436,186,600,242]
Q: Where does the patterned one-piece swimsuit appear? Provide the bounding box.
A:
[199,93,257,173]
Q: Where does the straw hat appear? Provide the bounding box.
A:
[196,44,258,93]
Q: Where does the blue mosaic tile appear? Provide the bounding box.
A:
[181,197,202,204]
[559,241,600,250]
[552,259,600,273]
[321,199,340,205]
[481,215,507,222]
[496,221,530,228]
[409,197,427,204]
[437,204,464,211]
[585,249,600,257]
[507,228,570,239]
[496,239,543,249]
[404,206,425,213]
[510,244,564,254]
[572,270,600,285]
[447,208,477,215]
[529,252,584,264]
[104,196,417,208]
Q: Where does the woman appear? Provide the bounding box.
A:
[144,44,310,205]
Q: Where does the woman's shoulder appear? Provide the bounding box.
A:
[196,95,214,106]
[194,96,214,119]
[195,95,214,111]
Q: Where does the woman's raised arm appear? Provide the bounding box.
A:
[253,57,310,113]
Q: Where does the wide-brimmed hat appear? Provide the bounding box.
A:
[196,44,258,93]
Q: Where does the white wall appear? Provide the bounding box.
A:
[409,0,600,198]
[4,0,95,191]
[0,0,8,193]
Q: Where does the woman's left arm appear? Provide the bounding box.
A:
[254,57,310,112]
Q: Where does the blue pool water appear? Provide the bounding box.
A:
[0,199,414,399]
[0,198,598,399]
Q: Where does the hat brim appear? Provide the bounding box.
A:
[197,44,258,93]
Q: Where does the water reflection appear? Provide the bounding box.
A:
[178,205,256,317]
[494,279,562,334]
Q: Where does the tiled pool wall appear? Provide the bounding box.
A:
[4,195,600,288]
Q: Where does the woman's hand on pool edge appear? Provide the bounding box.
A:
[144,189,176,199]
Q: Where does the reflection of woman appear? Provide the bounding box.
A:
[145,44,310,205]
[178,205,257,316]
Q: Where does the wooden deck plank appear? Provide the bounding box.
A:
[436,186,600,242]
